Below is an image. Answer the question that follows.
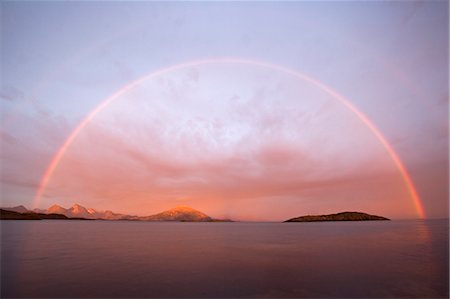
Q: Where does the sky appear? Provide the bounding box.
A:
[0,1,448,221]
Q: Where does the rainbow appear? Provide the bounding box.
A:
[32,58,426,218]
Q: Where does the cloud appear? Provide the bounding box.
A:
[0,100,74,206]
[0,85,25,102]
[0,130,17,145]
[0,174,39,190]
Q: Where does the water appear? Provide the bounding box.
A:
[1,220,448,298]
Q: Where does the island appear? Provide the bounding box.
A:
[284,211,390,222]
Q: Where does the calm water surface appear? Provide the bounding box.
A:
[1,220,448,298]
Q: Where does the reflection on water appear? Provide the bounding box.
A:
[1,220,448,298]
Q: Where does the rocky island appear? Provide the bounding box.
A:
[284,211,390,222]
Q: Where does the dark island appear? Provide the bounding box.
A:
[284,211,390,222]
[0,209,90,220]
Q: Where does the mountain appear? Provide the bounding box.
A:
[2,205,30,213]
[41,204,127,220]
[0,204,105,219]
[0,209,69,220]
[284,212,390,222]
[69,204,91,218]
[1,203,228,222]
[143,206,212,222]
[102,210,133,220]
[47,204,68,215]
[46,204,88,218]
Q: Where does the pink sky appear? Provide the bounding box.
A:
[1,2,448,220]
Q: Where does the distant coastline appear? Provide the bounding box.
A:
[0,205,233,222]
[1,204,389,223]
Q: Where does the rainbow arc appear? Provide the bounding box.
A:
[33,58,425,218]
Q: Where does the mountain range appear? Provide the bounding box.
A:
[2,204,389,222]
[2,204,223,222]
